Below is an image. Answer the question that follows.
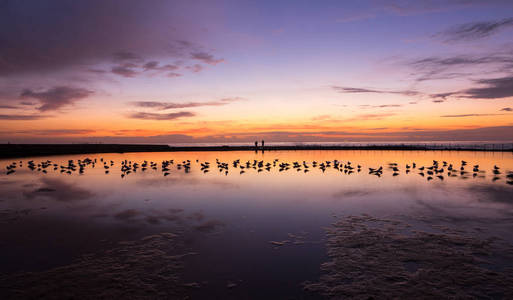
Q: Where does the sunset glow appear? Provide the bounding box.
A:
[1,0,512,143]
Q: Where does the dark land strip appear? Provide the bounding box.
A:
[1,143,512,158]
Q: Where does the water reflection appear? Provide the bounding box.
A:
[3,151,513,186]
[0,150,512,298]
[23,177,95,201]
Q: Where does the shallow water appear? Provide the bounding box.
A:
[1,150,513,298]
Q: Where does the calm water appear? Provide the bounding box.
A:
[1,150,513,298]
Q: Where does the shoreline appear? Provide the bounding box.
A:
[1,143,512,158]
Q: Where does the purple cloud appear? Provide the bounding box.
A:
[111,64,138,78]
[127,111,195,120]
[143,61,180,72]
[430,92,457,101]
[12,129,95,135]
[21,86,93,111]
[0,114,46,120]
[463,76,513,99]
[167,72,182,78]
[186,64,204,73]
[347,113,396,121]
[191,52,224,65]
[0,105,18,109]
[131,97,242,110]
[332,86,419,96]
[440,113,503,118]
[0,1,221,77]
[437,17,513,42]
[359,104,403,109]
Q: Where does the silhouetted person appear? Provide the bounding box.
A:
[254,141,258,149]
[261,140,265,149]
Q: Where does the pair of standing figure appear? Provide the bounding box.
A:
[254,140,265,148]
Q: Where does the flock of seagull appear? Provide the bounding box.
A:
[2,157,513,184]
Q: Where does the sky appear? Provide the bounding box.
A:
[1,0,513,144]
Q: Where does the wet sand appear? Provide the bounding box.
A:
[0,232,193,299]
[304,215,513,299]
[3,213,513,299]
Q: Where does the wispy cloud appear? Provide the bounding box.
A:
[422,76,513,101]
[500,107,512,112]
[167,72,182,78]
[436,17,513,42]
[10,129,95,135]
[341,1,512,21]
[0,105,19,109]
[131,97,242,110]
[333,87,383,93]
[191,52,224,65]
[440,113,503,118]
[143,61,180,72]
[414,72,472,83]
[104,51,221,78]
[127,111,195,120]
[349,113,396,121]
[111,63,138,78]
[463,76,513,99]
[430,92,458,102]
[359,104,403,108]
[381,0,503,16]
[332,86,419,96]
[408,53,513,82]
[0,114,46,120]
[20,86,93,111]
[186,64,204,73]
[104,55,212,78]
[411,55,512,69]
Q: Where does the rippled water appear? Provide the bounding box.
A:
[1,150,512,298]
